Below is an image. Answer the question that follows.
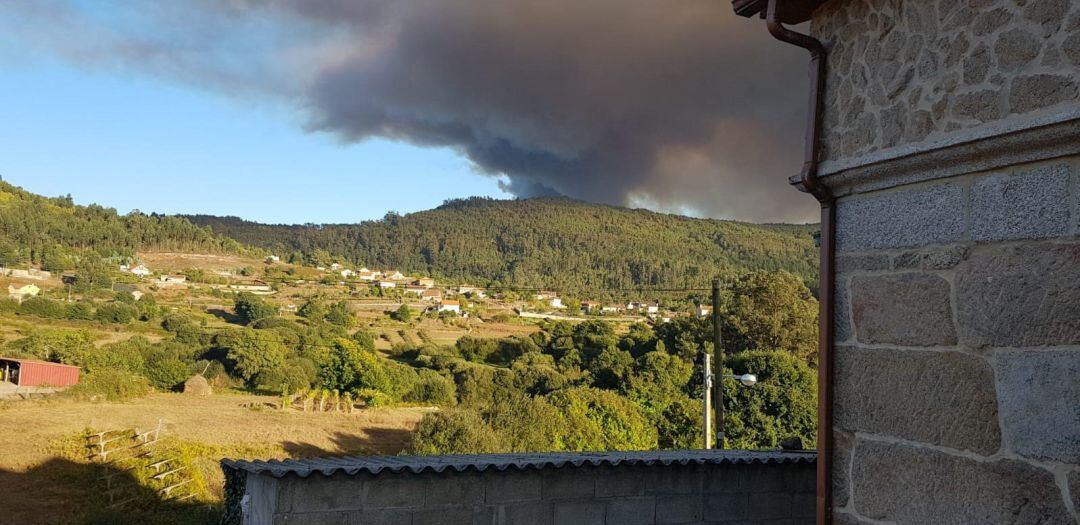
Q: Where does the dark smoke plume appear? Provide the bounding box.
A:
[3,0,817,222]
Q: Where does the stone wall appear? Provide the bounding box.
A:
[233,460,816,525]
[810,0,1080,167]
[829,157,1080,524]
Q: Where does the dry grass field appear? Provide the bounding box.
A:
[0,392,430,524]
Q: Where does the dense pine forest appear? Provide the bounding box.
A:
[0,180,253,268]
[188,197,818,294]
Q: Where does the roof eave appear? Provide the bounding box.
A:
[732,0,827,25]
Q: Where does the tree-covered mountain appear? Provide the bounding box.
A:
[0,180,253,269]
[188,197,818,294]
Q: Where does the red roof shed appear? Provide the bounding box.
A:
[0,358,81,388]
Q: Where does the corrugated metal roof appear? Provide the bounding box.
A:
[222,449,815,478]
[0,357,81,368]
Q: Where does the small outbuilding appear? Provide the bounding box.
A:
[0,357,81,388]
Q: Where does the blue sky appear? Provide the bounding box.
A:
[0,58,511,224]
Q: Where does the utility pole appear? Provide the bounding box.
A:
[703,352,712,449]
[712,278,724,448]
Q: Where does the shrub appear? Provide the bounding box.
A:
[95,302,139,324]
[547,387,657,451]
[65,301,95,320]
[404,370,457,406]
[410,409,507,455]
[17,296,67,319]
[66,369,151,401]
[234,292,278,325]
[355,388,392,408]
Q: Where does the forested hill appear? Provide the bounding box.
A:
[188,197,818,293]
[0,180,253,267]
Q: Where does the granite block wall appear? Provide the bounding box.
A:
[829,157,1080,524]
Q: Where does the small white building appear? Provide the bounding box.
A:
[340,269,355,278]
[421,288,443,302]
[404,285,427,296]
[375,280,397,289]
[696,305,712,317]
[549,297,565,309]
[7,284,40,302]
[383,270,405,281]
[438,300,461,314]
[414,277,436,288]
[266,255,281,263]
[330,263,343,271]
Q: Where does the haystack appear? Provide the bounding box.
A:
[183,374,212,396]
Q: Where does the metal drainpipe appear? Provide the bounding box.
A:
[764,0,836,524]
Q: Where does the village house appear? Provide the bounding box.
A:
[600,304,622,314]
[374,280,396,289]
[437,299,460,313]
[420,288,443,302]
[7,284,40,302]
[265,255,280,263]
[644,302,659,314]
[357,269,378,281]
[0,267,51,281]
[414,277,435,288]
[403,285,427,296]
[581,300,601,313]
[340,269,355,279]
[329,263,342,271]
[457,285,487,298]
[382,270,405,281]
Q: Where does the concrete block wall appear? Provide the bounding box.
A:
[830,156,1080,524]
[240,461,815,525]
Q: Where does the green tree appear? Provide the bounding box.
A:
[547,387,657,451]
[725,271,818,363]
[215,329,288,382]
[391,304,413,322]
[723,350,817,449]
[410,409,508,455]
[320,339,389,394]
[234,292,278,325]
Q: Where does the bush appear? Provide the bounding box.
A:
[65,301,95,320]
[355,388,392,407]
[547,387,657,451]
[66,369,151,401]
[95,302,139,324]
[17,296,67,319]
[410,409,507,455]
[234,292,278,325]
[404,371,457,406]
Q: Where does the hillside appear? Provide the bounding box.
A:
[187,197,818,294]
[0,180,253,268]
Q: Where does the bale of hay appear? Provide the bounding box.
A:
[183,375,212,396]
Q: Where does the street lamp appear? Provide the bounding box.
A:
[724,373,758,387]
[703,356,758,450]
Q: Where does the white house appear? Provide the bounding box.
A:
[644,303,659,314]
[130,265,152,277]
[375,280,397,289]
[7,284,40,302]
[357,270,377,282]
[404,285,427,296]
[582,301,601,313]
[421,288,443,302]
[383,270,405,281]
[458,286,487,298]
[330,263,343,271]
[601,305,622,314]
[414,277,436,288]
[696,305,712,317]
[548,296,565,309]
[438,300,461,314]
[266,255,281,263]
[340,269,355,278]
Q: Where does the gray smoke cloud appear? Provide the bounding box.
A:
[2,0,818,222]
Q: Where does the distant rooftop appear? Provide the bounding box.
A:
[222,449,815,478]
